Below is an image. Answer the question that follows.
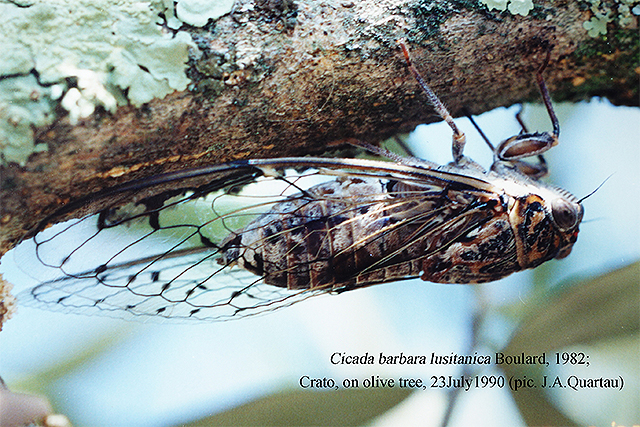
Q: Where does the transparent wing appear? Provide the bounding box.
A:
[11,158,497,321]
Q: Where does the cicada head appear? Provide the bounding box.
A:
[508,185,583,269]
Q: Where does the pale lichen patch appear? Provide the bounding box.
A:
[0,273,16,330]
[175,0,236,27]
[0,0,194,165]
[479,0,534,16]
[580,0,640,37]
[0,75,54,165]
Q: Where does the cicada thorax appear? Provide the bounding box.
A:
[422,182,583,284]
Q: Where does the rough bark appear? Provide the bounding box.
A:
[0,0,638,257]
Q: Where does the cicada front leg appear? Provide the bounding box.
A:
[494,49,559,163]
[510,106,549,179]
[460,50,558,179]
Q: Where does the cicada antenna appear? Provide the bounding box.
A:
[578,174,613,204]
[398,40,467,165]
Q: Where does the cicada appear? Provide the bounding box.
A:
[6,43,583,321]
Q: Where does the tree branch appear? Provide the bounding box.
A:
[0,0,638,256]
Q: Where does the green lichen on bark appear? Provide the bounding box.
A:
[559,27,639,104]
[408,0,496,42]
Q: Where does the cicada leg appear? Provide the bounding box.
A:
[494,49,559,162]
[398,40,467,165]
[399,41,556,178]
[465,103,549,179]
[463,109,495,153]
[344,138,416,163]
[512,105,548,178]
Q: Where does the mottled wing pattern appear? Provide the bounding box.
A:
[13,158,497,321]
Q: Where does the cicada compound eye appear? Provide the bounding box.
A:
[551,198,581,231]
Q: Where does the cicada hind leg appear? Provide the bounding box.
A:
[398,40,467,165]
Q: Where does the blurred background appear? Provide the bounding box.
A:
[1,98,638,426]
